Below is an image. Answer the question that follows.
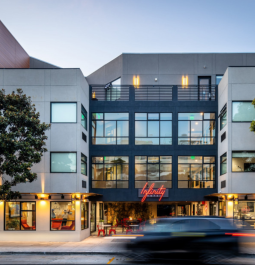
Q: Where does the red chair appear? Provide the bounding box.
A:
[137,218,142,223]
[51,218,63,230]
[109,226,116,235]
[61,221,75,230]
[97,225,105,237]
[115,219,122,227]
[21,219,36,230]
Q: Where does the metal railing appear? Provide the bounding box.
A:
[178,85,216,101]
[134,85,173,101]
[91,85,129,101]
[90,85,217,102]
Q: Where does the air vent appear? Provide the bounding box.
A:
[82,132,87,142]
[82,180,86,189]
[221,132,226,142]
[221,180,226,189]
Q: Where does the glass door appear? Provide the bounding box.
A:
[198,76,211,100]
[90,203,96,232]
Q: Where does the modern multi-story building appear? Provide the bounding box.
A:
[1,21,255,241]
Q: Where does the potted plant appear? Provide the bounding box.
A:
[6,219,20,230]
[99,219,104,229]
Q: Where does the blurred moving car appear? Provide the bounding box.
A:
[126,216,253,263]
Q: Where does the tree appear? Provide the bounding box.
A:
[0,89,50,200]
[250,99,255,132]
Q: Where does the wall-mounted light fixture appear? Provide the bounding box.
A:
[92,92,96,99]
[133,76,140,88]
[61,194,65,199]
[48,195,51,199]
[35,195,38,199]
[182,75,188,87]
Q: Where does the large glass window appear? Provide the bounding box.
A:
[51,202,75,231]
[92,113,129,145]
[232,102,255,122]
[81,202,89,230]
[51,153,77,173]
[92,156,129,188]
[232,151,255,172]
[5,202,36,231]
[216,75,223,85]
[178,113,215,145]
[220,111,227,130]
[51,103,77,123]
[81,153,87,175]
[220,153,227,175]
[135,156,172,188]
[178,156,215,188]
[135,113,172,145]
[81,104,87,130]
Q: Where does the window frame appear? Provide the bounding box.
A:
[50,201,75,231]
[50,102,77,123]
[220,153,227,176]
[135,112,172,145]
[81,201,89,230]
[177,156,215,189]
[91,156,129,189]
[4,201,36,231]
[50,152,77,173]
[81,153,87,176]
[81,104,87,130]
[232,101,255,123]
[216,75,223,85]
[135,156,172,189]
[178,113,216,145]
[91,112,129,145]
[232,151,255,173]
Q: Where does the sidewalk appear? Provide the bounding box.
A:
[0,236,127,255]
[0,236,255,255]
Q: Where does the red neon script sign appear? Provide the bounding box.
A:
[140,182,166,202]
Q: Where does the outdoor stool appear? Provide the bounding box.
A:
[97,225,105,237]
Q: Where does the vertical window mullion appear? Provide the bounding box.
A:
[20,202,21,230]
[115,121,117,144]
[189,121,191,144]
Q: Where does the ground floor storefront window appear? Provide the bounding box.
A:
[51,202,75,231]
[218,201,226,216]
[234,201,255,220]
[81,202,88,229]
[103,201,214,225]
[5,202,36,231]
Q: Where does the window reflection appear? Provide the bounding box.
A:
[92,113,129,145]
[51,202,75,231]
[92,156,129,188]
[178,113,215,145]
[135,156,172,188]
[178,156,215,188]
[135,113,172,145]
[232,152,255,172]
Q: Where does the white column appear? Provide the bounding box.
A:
[226,200,234,218]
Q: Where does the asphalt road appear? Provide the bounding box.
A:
[0,254,255,265]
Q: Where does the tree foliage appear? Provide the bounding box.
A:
[250,99,255,132]
[0,89,50,200]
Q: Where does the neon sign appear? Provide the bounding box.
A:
[140,182,166,202]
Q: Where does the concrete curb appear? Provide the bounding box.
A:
[0,252,129,255]
[0,252,254,257]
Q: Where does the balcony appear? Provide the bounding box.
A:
[90,85,217,102]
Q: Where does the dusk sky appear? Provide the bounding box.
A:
[0,0,255,76]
